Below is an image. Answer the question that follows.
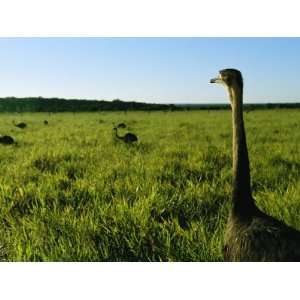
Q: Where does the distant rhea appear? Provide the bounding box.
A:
[0,135,14,145]
[113,127,138,143]
[13,121,27,129]
[44,120,48,125]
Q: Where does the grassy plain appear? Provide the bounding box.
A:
[0,109,299,261]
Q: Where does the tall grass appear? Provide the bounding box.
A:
[0,109,299,261]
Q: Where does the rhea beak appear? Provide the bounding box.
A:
[210,74,223,84]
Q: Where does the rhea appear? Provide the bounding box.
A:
[13,121,27,129]
[0,135,14,145]
[210,68,300,261]
[113,127,138,143]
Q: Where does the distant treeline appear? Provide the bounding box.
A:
[176,102,300,110]
[0,97,176,112]
[0,97,299,112]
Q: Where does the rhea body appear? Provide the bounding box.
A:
[13,121,27,129]
[211,68,300,261]
[113,127,138,143]
[0,135,14,145]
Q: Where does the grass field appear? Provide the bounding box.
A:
[0,109,299,261]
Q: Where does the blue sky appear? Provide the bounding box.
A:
[0,37,300,103]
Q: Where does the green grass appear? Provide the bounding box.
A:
[0,109,299,261]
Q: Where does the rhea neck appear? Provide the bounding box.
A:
[227,83,255,217]
[114,128,123,140]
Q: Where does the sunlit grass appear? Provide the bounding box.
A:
[0,109,299,261]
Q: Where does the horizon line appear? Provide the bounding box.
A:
[1,96,300,105]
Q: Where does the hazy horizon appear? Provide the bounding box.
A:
[1,37,300,104]
[2,96,300,106]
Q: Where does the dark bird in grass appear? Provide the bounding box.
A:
[211,68,300,261]
[13,121,27,129]
[117,122,127,129]
[0,135,14,145]
[113,127,138,143]
[44,120,48,125]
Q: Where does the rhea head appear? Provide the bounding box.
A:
[210,68,243,104]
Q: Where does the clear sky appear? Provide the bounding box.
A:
[1,37,300,103]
